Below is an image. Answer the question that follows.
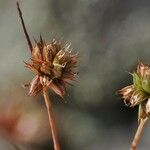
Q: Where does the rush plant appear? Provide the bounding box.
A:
[119,62,150,150]
[16,2,78,150]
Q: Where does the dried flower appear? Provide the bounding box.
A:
[119,62,150,115]
[25,39,78,97]
[17,2,78,98]
[118,62,150,150]
[17,2,78,150]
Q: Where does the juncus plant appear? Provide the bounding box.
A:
[119,62,150,150]
[16,2,78,150]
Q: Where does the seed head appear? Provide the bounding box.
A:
[118,62,150,120]
[26,39,78,97]
[17,2,78,98]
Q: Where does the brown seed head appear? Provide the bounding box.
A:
[118,62,150,121]
[26,39,78,97]
[17,2,78,97]
[118,62,150,107]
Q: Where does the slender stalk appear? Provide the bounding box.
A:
[130,118,148,150]
[16,2,33,52]
[43,88,60,150]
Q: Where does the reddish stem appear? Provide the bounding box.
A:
[43,88,60,150]
[130,118,148,150]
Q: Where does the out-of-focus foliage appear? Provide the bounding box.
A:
[0,0,150,149]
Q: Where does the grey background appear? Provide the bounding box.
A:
[0,0,150,149]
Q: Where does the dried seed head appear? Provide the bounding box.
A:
[26,39,78,97]
[118,62,150,107]
[17,2,78,98]
[118,62,150,121]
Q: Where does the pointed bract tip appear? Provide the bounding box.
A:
[16,1,33,53]
[40,34,44,44]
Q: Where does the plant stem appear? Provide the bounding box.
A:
[43,88,60,150]
[130,118,148,150]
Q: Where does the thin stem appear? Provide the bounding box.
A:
[130,118,148,150]
[16,1,33,52]
[43,88,60,150]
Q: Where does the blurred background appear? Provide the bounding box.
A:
[0,0,150,149]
